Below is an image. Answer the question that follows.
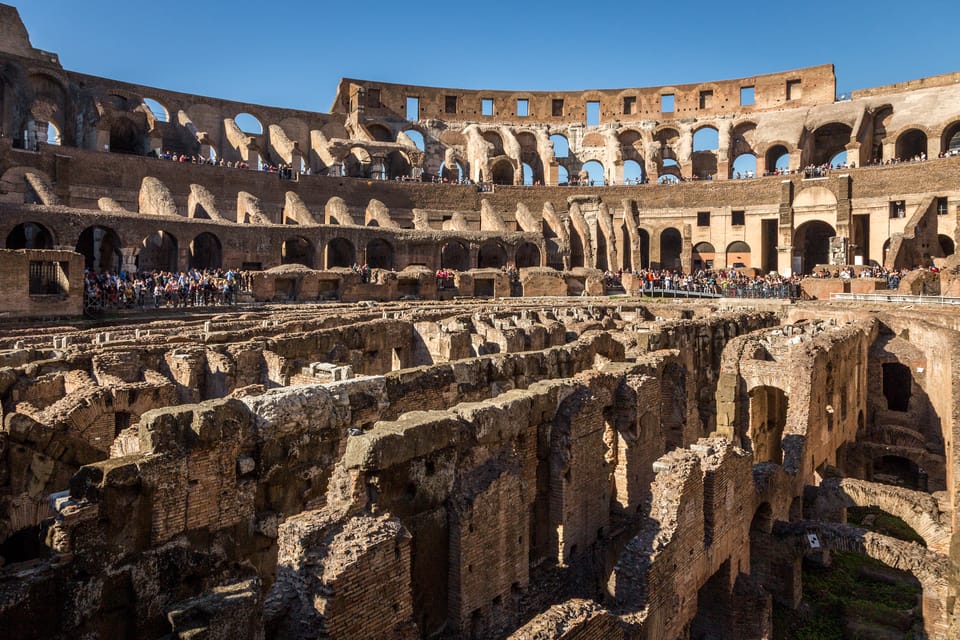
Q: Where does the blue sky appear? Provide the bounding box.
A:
[14,0,960,113]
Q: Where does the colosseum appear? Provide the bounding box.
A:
[0,4,959,639]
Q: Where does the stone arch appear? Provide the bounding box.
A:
[234,112,263,134]
[748,385,787,465]
[939,119,960,154]
[478,241,507,268]
[659,227,682,270]
[894,127,928,160]
[345,147,372,178]
[581,160,604,185]
[386,150,411,180]
[142,97,169,123]
[109,116,144,155]
[6,221,55,249]
[726,241,751,268]
[654,127,680,165]
[938,234,955,257]
[325,237,355,268]
[692,242,715,270]
[515,242,541,268]
[489,158,514,185]
[731,153,757,178]
[401,128,425,152]
[809,122,853,166]
[482,130,505,156]
[873,455,922,489]
[441,240,469,271]
[793,220,836,273]
[282,236,315,268]
[764,143,791,173]
[137,230,179,272]
[367,123,393,142]
[189,232,221,270]
[76,225,123,272]
[730,121,758,157]
[550,134,569,158]
[366,238,394,269]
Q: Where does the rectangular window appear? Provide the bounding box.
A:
[29,261,68,295]
[740,86,755,106]
[586,101,600,126]
[890,200,906,218]
[552,99,564,117]
[698,90,713,110]
[445,95,457,114]
[937,197,948,215]
[786,79,802,101]
[661,94,675,113]
[517,99,529,117]
[697,211,711,227]
[623,96,636,115]
[732,210,745,226]
[482,98,494,116]
[366,88,381,109]
[405,96,419,121]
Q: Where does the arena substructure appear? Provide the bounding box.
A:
[0,298,958,639]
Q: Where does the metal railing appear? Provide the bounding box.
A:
[830,292,960,305]
[634,283,800,300]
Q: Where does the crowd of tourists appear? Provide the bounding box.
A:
[622,268,804,299]
[807,265,919,290]
[83,268,250,312]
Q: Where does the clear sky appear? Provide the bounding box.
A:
[13,0,960,113]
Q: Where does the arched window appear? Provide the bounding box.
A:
[515,242,541,268]
[282,236,315,268]
[550,134,569,158]
[478,241,507,268]
[325,238,355,268]
[731,154,757,178]
[557,165,569,185]
[6,222,54,249]
[693,127,719,151]
[581,160,604,185]
[765,145,790,173]
[366,239,394,269]
[143,98,169,123]
[402,129,425,151]
[895,129,927,160]
[441,241,469,271]
[234,113,263,134]
[46,122,61,146]
[137,230,178,272]
[623,159,644,183]
[190,233,222,270]
[830,150,847,167]
[522,162,534,186]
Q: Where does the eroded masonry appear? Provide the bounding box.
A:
[1,3,960,639]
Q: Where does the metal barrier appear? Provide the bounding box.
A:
[830,292,960,305]
[636,283,799,300]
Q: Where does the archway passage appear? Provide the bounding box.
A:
[581,160,604,185]
[76,225,123,272]
[515,242,541,268]
[441,241,469,271]
[692,242,715,270]
[325,238,355,268]
[189,233,221,270]
[749,386,787,465]
[366,239,394,269]
[810,123,852,166]
[882,362,911,411]
[938,234,954,257]
[659,227,682,270]
[478,241,507,269]
[793,220,836,274]
[726,241,751,269]
[872,455,923,490]
[386,150,411,180]
[637,228,650,269]
[137,230,178,272]
[490,159,514,185]
[895,129,927,160]
[941,121,960,154]
[109,118,142,155]
[765,145,790,173]
[282,236,315,268]
[6,222,54,249]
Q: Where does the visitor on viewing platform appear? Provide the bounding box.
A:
[83,267,250,313]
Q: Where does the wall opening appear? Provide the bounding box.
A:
[881,362,911,411]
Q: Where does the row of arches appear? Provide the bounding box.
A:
[5,222,543,273]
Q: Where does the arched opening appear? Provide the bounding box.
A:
[692,242,715,270]
[325,238,355,268]
[693,127,719,151]
[367,123,393,142]
[731,153,757,178]
[596,227,609,271]
[829,150,847,167]
[490,159,514,185]
[659,227,682,270]
[45,121,61,146]
[6,222,54,249]
[234,112,263,134]
[143,98,169,123]
[345,147,371,178]
[109,118,142,155]
[282,236,315,268]
[482,131,505,155]
[661,362,687,452]
[873,455,922,490]
[895,129,927,160]
[76,225,123,272]
[136,230,178,272]
[386,150,411,180]
[581,160,604,185]
[557,165,569,185]
[440,161,463,183]
[726,241,751,269]
[515,242,541,268]
[402,129,425,152]
[622,159,644,184]
[938,234,955,257]
[637,228,650,269]
[692,127,719,178]
[882,362,911,411]
[366,239,394,269]
[765,145,790,173]
[940,121,960,154]
[810,123,852,166]
[570,225,585,268]
[441,241,469,271]
[748,386,787,464]
[189,233,221,270]
[793,220,836,274]
[550,134,569,158]
[522,162,534,186]
[478,241,507,269]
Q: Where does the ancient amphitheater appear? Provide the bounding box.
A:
[1,4,959,639]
